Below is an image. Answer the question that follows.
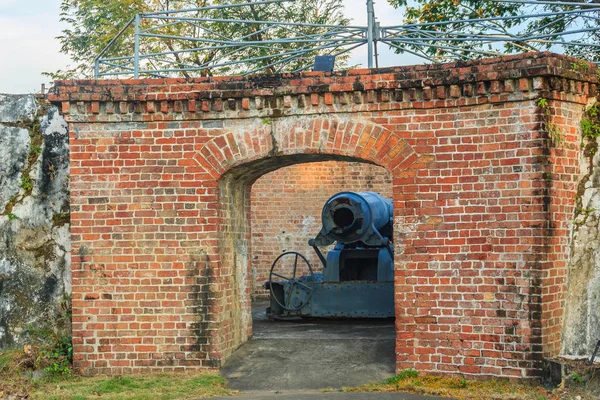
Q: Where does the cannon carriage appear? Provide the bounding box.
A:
[265,191,395,318]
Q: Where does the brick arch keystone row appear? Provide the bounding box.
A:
[195,117,419,178]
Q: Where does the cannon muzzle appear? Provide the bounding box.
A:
[312,191,393,247]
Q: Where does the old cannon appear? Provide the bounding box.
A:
[265,191,394,318]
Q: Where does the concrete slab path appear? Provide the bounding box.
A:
[218,302,450,399]
[221,301,396,392]
[219,302,450,399]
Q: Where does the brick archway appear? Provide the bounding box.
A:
[195,117,418,178]
[50,52,597,378]
[199,117,420,362]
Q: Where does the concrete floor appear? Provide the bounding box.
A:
[221,301,397,392]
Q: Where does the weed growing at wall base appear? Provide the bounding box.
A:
[23,324,73,378]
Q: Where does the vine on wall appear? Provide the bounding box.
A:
[574,100,600,225]
[537,98,565,148]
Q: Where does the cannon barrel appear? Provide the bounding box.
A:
[312,191,393,247]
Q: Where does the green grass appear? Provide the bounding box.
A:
[31,373,232,400]
[0,349,19,370]
[343,369,551,400]
[0,349,232,400]
[36,373,232,400]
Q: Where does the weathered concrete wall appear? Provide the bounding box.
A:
[0,94,70,348]
[561,104,600,358]
[250,161,392,298]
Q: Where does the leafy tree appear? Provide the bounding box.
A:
[50,0,350,79]
[50,0,149,79]
[386,0,600,62]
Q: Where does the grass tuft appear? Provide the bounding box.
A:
[344,369,554,400]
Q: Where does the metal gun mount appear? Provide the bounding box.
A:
[265,191,394,318]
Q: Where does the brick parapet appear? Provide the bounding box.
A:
[50,52,596,124]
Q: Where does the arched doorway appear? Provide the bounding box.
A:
[220,159,397,390]
[197,116,420,386]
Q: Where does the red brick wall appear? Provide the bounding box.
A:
[49,52,597,378]
[250,161,392,297]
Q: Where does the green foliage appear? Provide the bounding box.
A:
[536,98,548,108]
[574,101,600,227]
[571,372,583,383]
[21,175,33,193]
[30,117,41,137]
[537,98,564,147]
[23,294,73,378]
[51,0,350,78]
[42,335,73,377]
[581,104,600,141]
[31,144,42,156]
[61,293,73,321]
[387,368,419,384]
[571,60,589,72]
[575,207,594,216]
[7,212,18,220]
[25,324,73,378]
[456,378,468,389]
[385,0,600,62]
[48,0,148,79]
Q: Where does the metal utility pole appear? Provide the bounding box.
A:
[366,0,375,68]
[134,13,141,78]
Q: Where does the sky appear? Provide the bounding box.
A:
[0,0,418,94]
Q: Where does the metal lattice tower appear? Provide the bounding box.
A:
[95,0,600,79]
